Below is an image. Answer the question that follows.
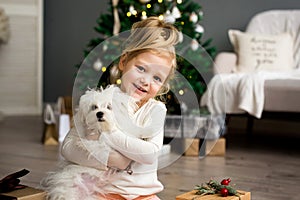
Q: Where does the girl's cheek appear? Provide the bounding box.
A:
[152,85,161,95]
[128,70,139,80]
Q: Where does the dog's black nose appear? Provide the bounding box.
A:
[96,111,104,119]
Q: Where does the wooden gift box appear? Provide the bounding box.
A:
[0,186,46,200]
[176,190,251,200]
[184,138,226,157]
[206,137,226,156]
[184,138,200,156]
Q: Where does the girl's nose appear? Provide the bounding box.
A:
[140,76,150,85]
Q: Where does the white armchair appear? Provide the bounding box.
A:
[201,10,300,134]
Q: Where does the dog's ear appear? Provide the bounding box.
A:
[77,108,86,125]
[78,91,92,124]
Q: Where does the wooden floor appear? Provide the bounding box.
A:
[0,116,300,200]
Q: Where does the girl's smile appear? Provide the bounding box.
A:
[133,83,147,93]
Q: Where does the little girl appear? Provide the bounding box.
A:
[61,17,179,200]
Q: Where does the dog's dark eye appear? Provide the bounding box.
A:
[91,105,98,110]
[107,104,112,110]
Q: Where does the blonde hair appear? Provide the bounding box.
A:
[110,17,179,96]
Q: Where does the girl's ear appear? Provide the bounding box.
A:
[119,54,127,71]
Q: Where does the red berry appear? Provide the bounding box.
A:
[220,188,229,197]
[227,178,231,183]
[221,179,229,185]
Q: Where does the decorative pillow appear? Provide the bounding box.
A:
[228,29,294,72]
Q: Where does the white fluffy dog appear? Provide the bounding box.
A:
[42,87,124,200]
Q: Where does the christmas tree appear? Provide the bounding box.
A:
[74,0,216,114]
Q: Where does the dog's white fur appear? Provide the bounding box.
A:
[42,87,123,200]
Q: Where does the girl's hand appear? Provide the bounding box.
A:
[108,149,132,170]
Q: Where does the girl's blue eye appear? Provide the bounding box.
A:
[154,76,162,83]
[136,66,145,72]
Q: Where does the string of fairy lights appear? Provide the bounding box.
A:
[127,0,183,21]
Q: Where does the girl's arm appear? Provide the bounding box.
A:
[103,127,164,165]
[61,127,131,170]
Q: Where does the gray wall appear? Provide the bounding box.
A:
[44,0,300,102]
[44,0,106,102]
[199,0,300,51]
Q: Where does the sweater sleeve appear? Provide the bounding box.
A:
[61,127,131,170]
[103,127,164,165]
